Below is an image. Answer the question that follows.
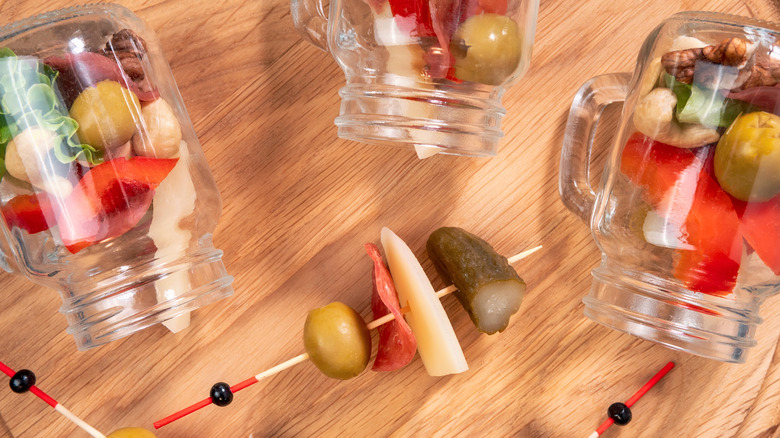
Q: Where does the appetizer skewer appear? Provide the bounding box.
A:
[154,229,541,429]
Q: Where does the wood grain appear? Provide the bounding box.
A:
[0,0,778,437]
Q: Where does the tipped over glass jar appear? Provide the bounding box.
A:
[560,12,780,363]
[292,0,539,157]
[0,4,233,349]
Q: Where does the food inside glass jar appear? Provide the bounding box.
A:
[622,33,780,295]
[366,0,522,85]
[0,29,184,254]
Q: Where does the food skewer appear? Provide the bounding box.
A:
[589,361,675,437]
[0,361,107,438]
[154,244,542,429]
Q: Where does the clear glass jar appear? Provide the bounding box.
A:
[291,0,538,157]
[560,12,780,363]
[0,4,233,349]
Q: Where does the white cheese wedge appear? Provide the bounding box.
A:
[149,141,197,333]
[372,5,441,159]
[381,227,468,376]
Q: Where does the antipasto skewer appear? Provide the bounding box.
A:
[155,228,540,429]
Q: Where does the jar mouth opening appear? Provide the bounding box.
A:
[62,246,233,350]
[583,264,761,363]
[334,77,506,157]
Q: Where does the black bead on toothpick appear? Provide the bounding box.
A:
[607,402,632,425]
[210,382,234,407]
[9,369,36,394]
[589,361,675,437]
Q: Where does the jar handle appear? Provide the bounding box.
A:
[559,73,631,222]
[290,0,329,51]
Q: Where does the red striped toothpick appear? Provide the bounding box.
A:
[0,360,106,438]
[589,361,675,437]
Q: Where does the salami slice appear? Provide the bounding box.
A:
[726,84,780,115]
[44,52,159,106]
[365,242,417,371]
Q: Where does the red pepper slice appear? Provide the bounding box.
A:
[1,193,55,234]
[388,0,437,38]
[620,133,741,295]
[672,165,742,295]
[57,157,178,253]
[736,195,780,275]
[620,132,704,206]
[460,0,507,17]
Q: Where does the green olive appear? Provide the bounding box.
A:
[715,111,780,201]
[106,428,157,438]
[450,14,522,86]
[303,301,371,380]
[69,80,140,152]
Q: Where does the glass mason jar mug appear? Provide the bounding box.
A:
[560,12,780,363]
[291,0,538,157]
[0,4,233,349]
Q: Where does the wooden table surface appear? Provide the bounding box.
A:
[1,0,780,436]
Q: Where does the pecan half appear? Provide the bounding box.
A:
[661,47,704,84]
[104,29,148,81]
[702,37,749,66]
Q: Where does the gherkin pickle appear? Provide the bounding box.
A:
[715,111,780,202]
[427,227,526,334]
[303,302,371,380]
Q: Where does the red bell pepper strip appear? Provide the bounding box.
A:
[1,193,55,234]
[366,242,417,372]
[735,195,780,275]
[672,165,742,295]
[388,0,437,38]
[620,133,741,295]
[460,0,507,17]
[56,157,178,253]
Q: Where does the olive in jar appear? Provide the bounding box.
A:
[450,14,522,86]
[303,302,371,380]
[715,111,780,202]
[69,80,141,152]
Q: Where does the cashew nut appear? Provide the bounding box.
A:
[638,58,664,98]
[132,98,182,159]
[5,127,73,196]
[632,87,720,148]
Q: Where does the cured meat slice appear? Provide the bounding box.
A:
[365,242,417,372]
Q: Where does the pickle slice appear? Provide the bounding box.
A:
[426,227,526,334]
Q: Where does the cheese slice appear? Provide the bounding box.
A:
[381,227,468,376]
[149,141,197,333]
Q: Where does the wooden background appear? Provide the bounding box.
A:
[1,0,780,436]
